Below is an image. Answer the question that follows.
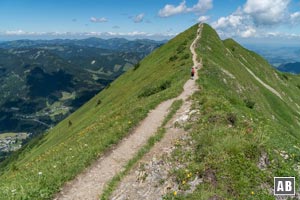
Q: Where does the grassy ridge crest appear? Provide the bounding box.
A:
[169,24,300,199]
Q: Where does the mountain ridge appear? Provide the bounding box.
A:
[0,23,300,199]
[0,37,165,54]
[278,62,300,74]
[0,24,197,199]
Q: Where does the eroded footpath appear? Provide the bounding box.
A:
[110,23,203,200]
[55,23,203,200]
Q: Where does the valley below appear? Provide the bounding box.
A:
[0,38,163,157]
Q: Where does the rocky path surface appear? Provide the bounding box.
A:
[55,23,203,200]
[110,24,203,200]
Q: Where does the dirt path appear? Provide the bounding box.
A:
[244,66,283,100]
[110,100,194,200]
[237,60,283,100]
[110,24,203,200]
[55,23,203,200]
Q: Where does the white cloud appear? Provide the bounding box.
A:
[213,14,244,29]
[5,30,27,35]
[211,0,300,39]
[134,13,145,23]
[243,0,290,25]
[4,30,47,36]
[90,17,108,23]
[158,0,213,17]
[158,1,187,17]
[265,32,280,37]
[187,0,213,13]
[290,12,300,24]
[212,10,258,38]
[198,15,210,22]
[262,31,300,39]
[240,26,256,38]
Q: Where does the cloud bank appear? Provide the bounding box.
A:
[212,0,300,39]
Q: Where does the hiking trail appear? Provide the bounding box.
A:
[110,23,203,200]
[55,23,203,200]
[244,67,283,100]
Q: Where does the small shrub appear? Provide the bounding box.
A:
[96,99,102,106]
[226,113,237,125]
[10,164,18,171]
[105,83,111,89]
[138,87,156,98]
[181,53,189,60]
[133,63,140,71]
[159,80,171,90]
[138,80,171,98]
[281,74,289,81]
[297,84,300,90]
[244,99,255,109]
[169,55,178,62]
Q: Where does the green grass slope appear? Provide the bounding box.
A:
[0,25,197,199]
[171,24,300,199]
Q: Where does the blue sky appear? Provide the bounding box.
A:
[0,0,300,44]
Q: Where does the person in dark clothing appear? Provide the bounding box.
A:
[191,67,195,79]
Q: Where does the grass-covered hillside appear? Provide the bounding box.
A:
[0,25,197,199]
[1,22,300,200]
[170,24,300,199]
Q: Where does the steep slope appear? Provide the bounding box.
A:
[95,25,300,200]
[0,25,197,199]
[55,24,202,200]
[105,24,202,200]
[163,24,300,199]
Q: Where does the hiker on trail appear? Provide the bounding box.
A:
[191,67,195,79]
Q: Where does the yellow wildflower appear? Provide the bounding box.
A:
[187,172,192,178]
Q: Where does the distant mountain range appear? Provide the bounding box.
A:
[244,44,300,74]
[0,38,163,55]
[0,38,164,136]
[277,62,300,74]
